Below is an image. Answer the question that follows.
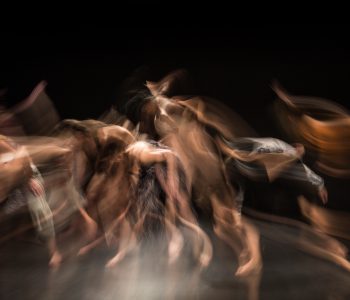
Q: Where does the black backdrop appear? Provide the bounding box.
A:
[1,25,350,126]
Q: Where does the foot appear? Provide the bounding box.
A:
[105,252,124,268]
[49,251,63,268]
[235,258,262,277]
[77,245,91,256]
[198,253,211,268]
[168,236,183,265]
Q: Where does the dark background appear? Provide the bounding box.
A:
[1,24,349,133]
[1,24,350,212]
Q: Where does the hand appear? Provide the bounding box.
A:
[318,186,328,204]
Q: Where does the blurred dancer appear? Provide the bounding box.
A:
[0,134,62,267]
[123,70,261,276]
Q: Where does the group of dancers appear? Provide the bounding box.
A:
[1,70,349,276]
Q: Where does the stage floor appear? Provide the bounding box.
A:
[0,219,349,300]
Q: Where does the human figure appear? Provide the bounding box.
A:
[79,124,212,268]
[0,134,62,267]
[123,70,262,276]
